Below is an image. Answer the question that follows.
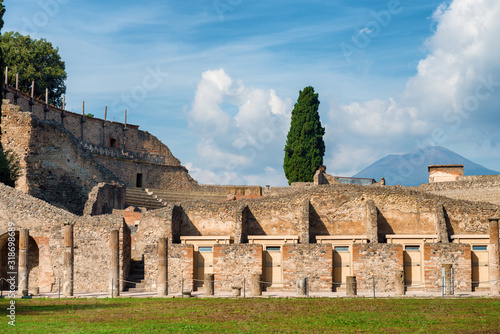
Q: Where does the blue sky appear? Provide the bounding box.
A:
[4,0,500,186]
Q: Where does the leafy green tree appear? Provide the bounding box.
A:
[0,0,16,188]
[283,86,325,184]
[1,31,67,107]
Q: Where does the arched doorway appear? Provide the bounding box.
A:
[0,232,39,291]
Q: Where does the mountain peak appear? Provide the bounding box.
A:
[352,146,500,186]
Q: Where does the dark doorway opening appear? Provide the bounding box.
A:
[136,173,143,188]
[110,138,117,148]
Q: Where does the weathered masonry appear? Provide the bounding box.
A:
[2,181,499,296]
[134,185,500,295]
[1,84,197,214]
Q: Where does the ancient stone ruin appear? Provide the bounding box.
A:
[1,81,499,297]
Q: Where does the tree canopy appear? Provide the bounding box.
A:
[283,86,325,184]
[1,31,67,107]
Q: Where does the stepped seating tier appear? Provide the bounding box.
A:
[147,188,227,203]
[125,188,166,210]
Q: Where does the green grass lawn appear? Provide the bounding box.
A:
[1,297,499,333]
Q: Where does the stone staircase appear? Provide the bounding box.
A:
[125,259,146,292]
[125,187,166,210]
[147,188,227,204]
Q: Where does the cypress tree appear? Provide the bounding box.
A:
[283,86,325,184]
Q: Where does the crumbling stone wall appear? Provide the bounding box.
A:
[3,87,199,214]
[352,244,404,292]
[168,244,194,293]
[2,100,123,214]
[96,155,197,190]
[282,244,333,292]
[0,183,129,293]
[83,182,126,216]
[5,87,181,165]
[423,243,471,292]
[213,244,263,292]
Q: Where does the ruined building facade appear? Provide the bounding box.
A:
[0,84,499,296]
[2,85,197,214]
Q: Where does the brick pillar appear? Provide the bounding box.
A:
[157,237,168,296]
[489,218,500,295]
[63,224,74,297]
[365,200,378,243]
[109,230,120,297]
[18,229,29,297]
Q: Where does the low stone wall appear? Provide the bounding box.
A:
[423,243,471,292]
[417,175,500,206]
[282,244,333,292]
[352,244,404,292]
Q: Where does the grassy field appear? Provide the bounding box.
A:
[1,297,499,333]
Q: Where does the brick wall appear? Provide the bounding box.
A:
[423,243,471,292]
[282,244,333,292]
[352,244,404,292]
[213,244,263,292]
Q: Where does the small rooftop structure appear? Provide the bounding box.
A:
[428,164,464,183]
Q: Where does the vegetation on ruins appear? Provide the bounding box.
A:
[284,86,325,184]
[0,31,67,108]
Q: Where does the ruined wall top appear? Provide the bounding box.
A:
[3,85,181,167]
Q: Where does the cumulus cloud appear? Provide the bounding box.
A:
[328,0,500,176]
[185,69,292,185]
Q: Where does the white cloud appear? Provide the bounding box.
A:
[186,69,292,186]
[328,0,500,176]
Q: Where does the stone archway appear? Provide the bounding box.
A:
[0,232,39,291]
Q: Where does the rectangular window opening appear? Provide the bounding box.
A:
[198,247,213,252]
[472,245,487,251]
[335,246,349,252]
[266,246,281,252]
[136,173,143,188]
[405,245,420,251]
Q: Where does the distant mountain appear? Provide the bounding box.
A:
[353,146,500,186]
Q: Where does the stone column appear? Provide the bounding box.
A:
[395,271,405,296]
[301,199,310,244]
[234,205,248,244]
[443,264,453,295]
[63,224,74,297]
[251,274,262,296]
[346,276,357,296]
[157,237,168,296]
[489,218,500,295]
[109,230,120,297]
[365,200,378,243]
[204,274,214,296]
[435,204,449,243]
[296,278,306,296]
[18,229,29,297]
